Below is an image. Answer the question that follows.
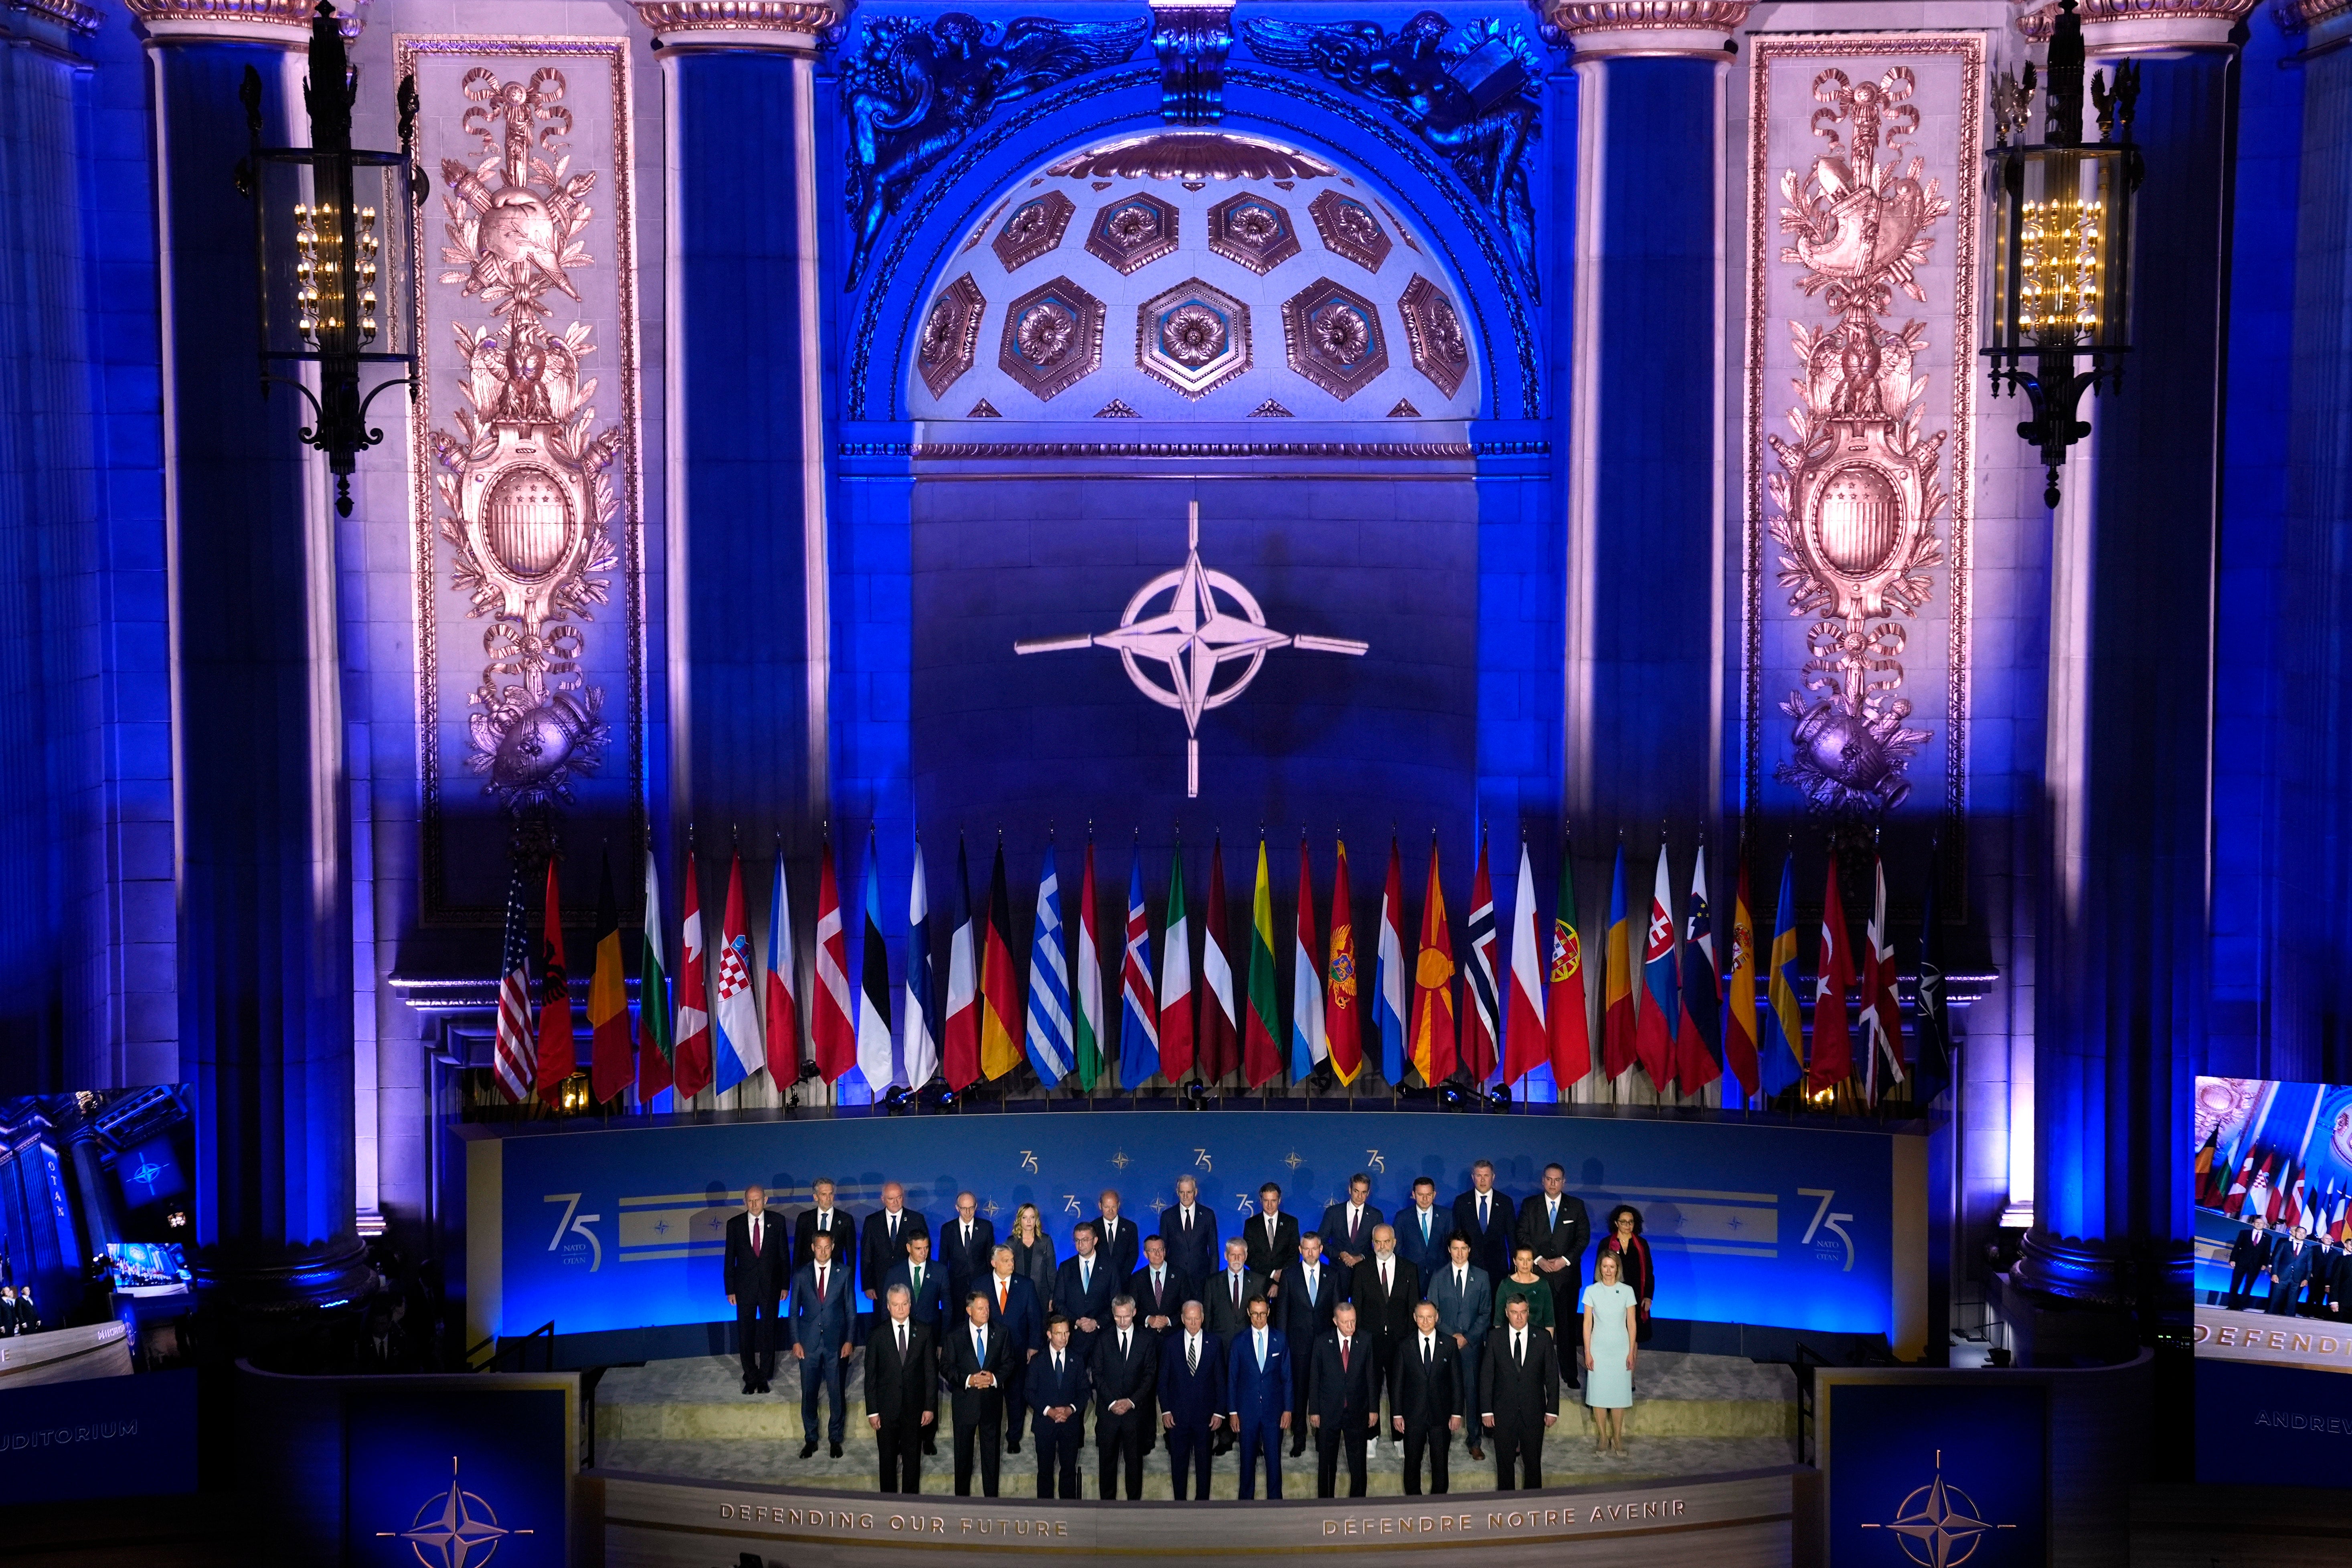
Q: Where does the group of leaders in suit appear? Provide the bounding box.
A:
[724,1159,1652,1500]
[2223,1213,2352,1318]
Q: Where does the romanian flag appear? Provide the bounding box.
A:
[1601,843,1637,1081]
[1721,849,1761,1099]
[637,848,673,1101]
[1460,834,1500,1084]
[1634,841,1679,1093]
[588,851,634,1104]
[1243,839,1283,1088]
[1809,850,1854,1093]
[1546,843,1591,1090]
[1759,851,1804,1097]
[1409,836,1457,1085]
[1158,846,1194,1081]
[1326,836,1362,1084]
[1200,839,1240,1084]
[980,839,1021,1080]
[536,858,575,1095]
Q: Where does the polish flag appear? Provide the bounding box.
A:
[1502,839,1548,1087]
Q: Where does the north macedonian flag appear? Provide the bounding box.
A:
[1409,837,1457,1086]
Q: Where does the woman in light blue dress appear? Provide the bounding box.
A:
[1580,1250,1639,1457]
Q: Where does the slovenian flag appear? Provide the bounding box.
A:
[1119,846,1159,1088]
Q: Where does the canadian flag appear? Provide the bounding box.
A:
[2223,1151,2255,1216]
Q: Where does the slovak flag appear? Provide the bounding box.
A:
[1633,840,1679,1093]
[714,852,764,1095]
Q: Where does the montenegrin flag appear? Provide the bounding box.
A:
[1290,837,1326,1086]
[1601,842,1637,1081]
[1633,840,1678,1094]
[1243,838,1283,1090]
[637,847,672,1101]
[1502,838,1548,1087]
[1409,836,1457,1086]
[812,838,856,1084]
[1373,836,1407,1086]
[715,850,765,1095]
[1325,836,1362,1085]
[1546,842,1592,1090]
[1119,845,1159,1088]
[942,836,980,1090]
[1158,845,1194,1081]
[1758,850,1804,1098]
[673,850,712,1100]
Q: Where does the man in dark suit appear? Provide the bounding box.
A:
[1094,1190,1142,1282]
[1451,1160,1516,1283]
[1280,1233,1341,1457]
[1319,1173,1383,1284]
[1091,1296,1159,1499]
[1206,1236,1270,1339]
[880,1231,949,1330]
[2225,1216,2271,1309]
[794,1176,855,1285]
[1027,1315,1091,1499]
[1306,1301,1378,1498]
[863,1284,935,1493]
[2269,1225,2321,1315]
[981,1244,1045,1454]
[944,1290,1013,1496]
[724,1185,789,1395]
[1129,1234,1186,1456]
[1391,1299,1463,1494]
[1159,1299,1225,1500]
[1245,1183,1302,1295]
[788,1232,855,1459]
[10,1287,32,1336]
[939,1190,996,1308]
[1352,1224,1419,1453]
[1479,1295,1561,1490]
[1055,1221,1117,1360]
[1515,1163,1589,1382]
[860,1182,930,1317]
[1427,1233,1492,1461]
[1160,1173,1219,1284]
[1227,1296,1291,1499]
[1395,1176,1455,1280]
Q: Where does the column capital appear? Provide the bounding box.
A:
[11,0,104,34]
[1546,2,1750,60]
[125,0,314,45]
[2281,0,2352,45]
[2012,0,2255,55]
[631,1,842,54]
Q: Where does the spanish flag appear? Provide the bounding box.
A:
[587,851,634,1105]
[1409,836,1457,1085]
[1601,842,1636,1081]
[1721,847,1761,1100]
[1759,851,1804,1097]
[980,839,1022,1080]
[1325,836,1362,1084]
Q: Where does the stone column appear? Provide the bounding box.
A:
[130,0,370,1318]
[2014,0,2253,1333]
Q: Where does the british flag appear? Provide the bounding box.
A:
[492,864,535,1102]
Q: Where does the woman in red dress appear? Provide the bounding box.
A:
[1599,1204,1655,1343]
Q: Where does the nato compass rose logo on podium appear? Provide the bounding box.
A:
[1016,501,1367,797]
[1861,1448,2012,1567]
[379,1455,532,1568]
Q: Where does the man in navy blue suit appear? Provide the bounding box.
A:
[1158,1299,1225,1501]
[1451,1160,1516,1284]
[981,1244,1044,1454]
[1056,1221,1117,1360]
[1027,1314,1091,1499]
[1318,1173,1383,1285]
[1159,1173,1219,1284]
[938,1190,997,1309]
[1091,1295,1159,1499]
[1227,1295,1291,1499]
[1307,1300,1379,1498]
[880,1232,949,1329]
[1279,1232,1341,1457]
[1394,1175,1455,1280]
[788,1231,855,1459]
[2270,1224,2323,1315]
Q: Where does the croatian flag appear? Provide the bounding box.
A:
[714,852,764,1095]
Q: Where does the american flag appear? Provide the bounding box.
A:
[493,864,536,1102]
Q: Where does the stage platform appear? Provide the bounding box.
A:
[594,1347,1797,1499]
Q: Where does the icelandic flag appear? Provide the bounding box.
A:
[1025,845,1075,1084]
[1374,836,1407,1085]
[714,852,765,1095]
[1119,847,1160,1088]
[904,834,940,1088]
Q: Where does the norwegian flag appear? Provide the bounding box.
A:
[812,837,856,1083]
[491,863,535,1103]
[1460,834,1500,1084]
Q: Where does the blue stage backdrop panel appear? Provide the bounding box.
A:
[471,1109,1923,1352]
[0,1368,196,1506]
[1824,1380,2048,1567]
[346,1386,568,1568]
[2194,1358,2352,1484]
[911,476,1478,834]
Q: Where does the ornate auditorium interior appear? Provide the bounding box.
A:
[0,0,2345,1562]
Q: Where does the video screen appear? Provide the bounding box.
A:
[2192,1076,2352,1480]
[105,1241,191,1293]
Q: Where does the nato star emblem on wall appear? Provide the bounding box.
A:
[916,273,986,397]
[998,276,1105,401]
[1308,190,1392,273]
[1207,191,1300,274]
[992,190,1076,272]
[1138,278,1252,400]
[1281,278,1388,401]
[1085,193,1179,275]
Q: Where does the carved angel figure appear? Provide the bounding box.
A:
[841,13,1150,289]
[1242,11,1541,286]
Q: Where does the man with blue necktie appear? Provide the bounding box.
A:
[1395,1175,1455,1280]
[1056,1221,1117,1361]
[946,1290,1013,1496]
[1318,1173,1383,1286]
[1158,1299,1225,1500]
[1279,1232,1339,1458]
[1427,1232,1492,1461]
[1027,1314,1091,1499]
[1227,1295,1291,1499]
[1451,1160,1516,1285]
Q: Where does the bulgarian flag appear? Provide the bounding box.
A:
[1408,836,1457,1086]
[1159,846,1195,1081]
[1289,837,1326,1084]
[637,847,673,1101]
[1325,836,1362,1084]
[1243,838,1283,1089]
[1546,842,1592,1090]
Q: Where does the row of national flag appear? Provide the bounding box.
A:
[490,830,1957,1111]
[2204,1145,2352,1240]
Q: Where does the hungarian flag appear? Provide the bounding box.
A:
[1673,850,1723,1095]
[1199,839,1240,1084]
[1759,851,1804,1097]
[1862,849,1905,1103]
[1326,836,1362,1084]
[1242,839,1283,1089]
[1546,843,1591,1090]
[942,836,980,1090]
[1503,838,1548,1087]
[492,862,535,1103]
[1073,839,1104,1092]
[1460,835,1500,1085]
[856,835,895,1092]
[588,852,634,1104]
[1119,845,1159,1088]
[1374,837,1408,1085]
[1602,843,1637,1081]
[765,844,800,1087]
[1289,838,1325,1084]
[1808,850,1854,1093]
[903,836,939,1089]
[1409,836,1457,1086]
[1721,850,1760,1100]
[1158,846,1194,1081]
[673,852,712,1100]
[1913,840,1954,1108]
[1633,842,1678,1094]
[979,840,1021,1081]
[812,839,856,1084]
[1024,844,1074,1086]
[715,852,764,1095]
[637,849,672,1102]
[2222,1150,2255,1216]
[536,858,575,1095]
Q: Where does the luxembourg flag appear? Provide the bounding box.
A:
[1374,836,1408,1085]
[1502,838,1548,1086]
[1290,837,1326,1084]
[1119,846,1159,1088]
[903,834,939,1089]
[714,852,765,1095]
